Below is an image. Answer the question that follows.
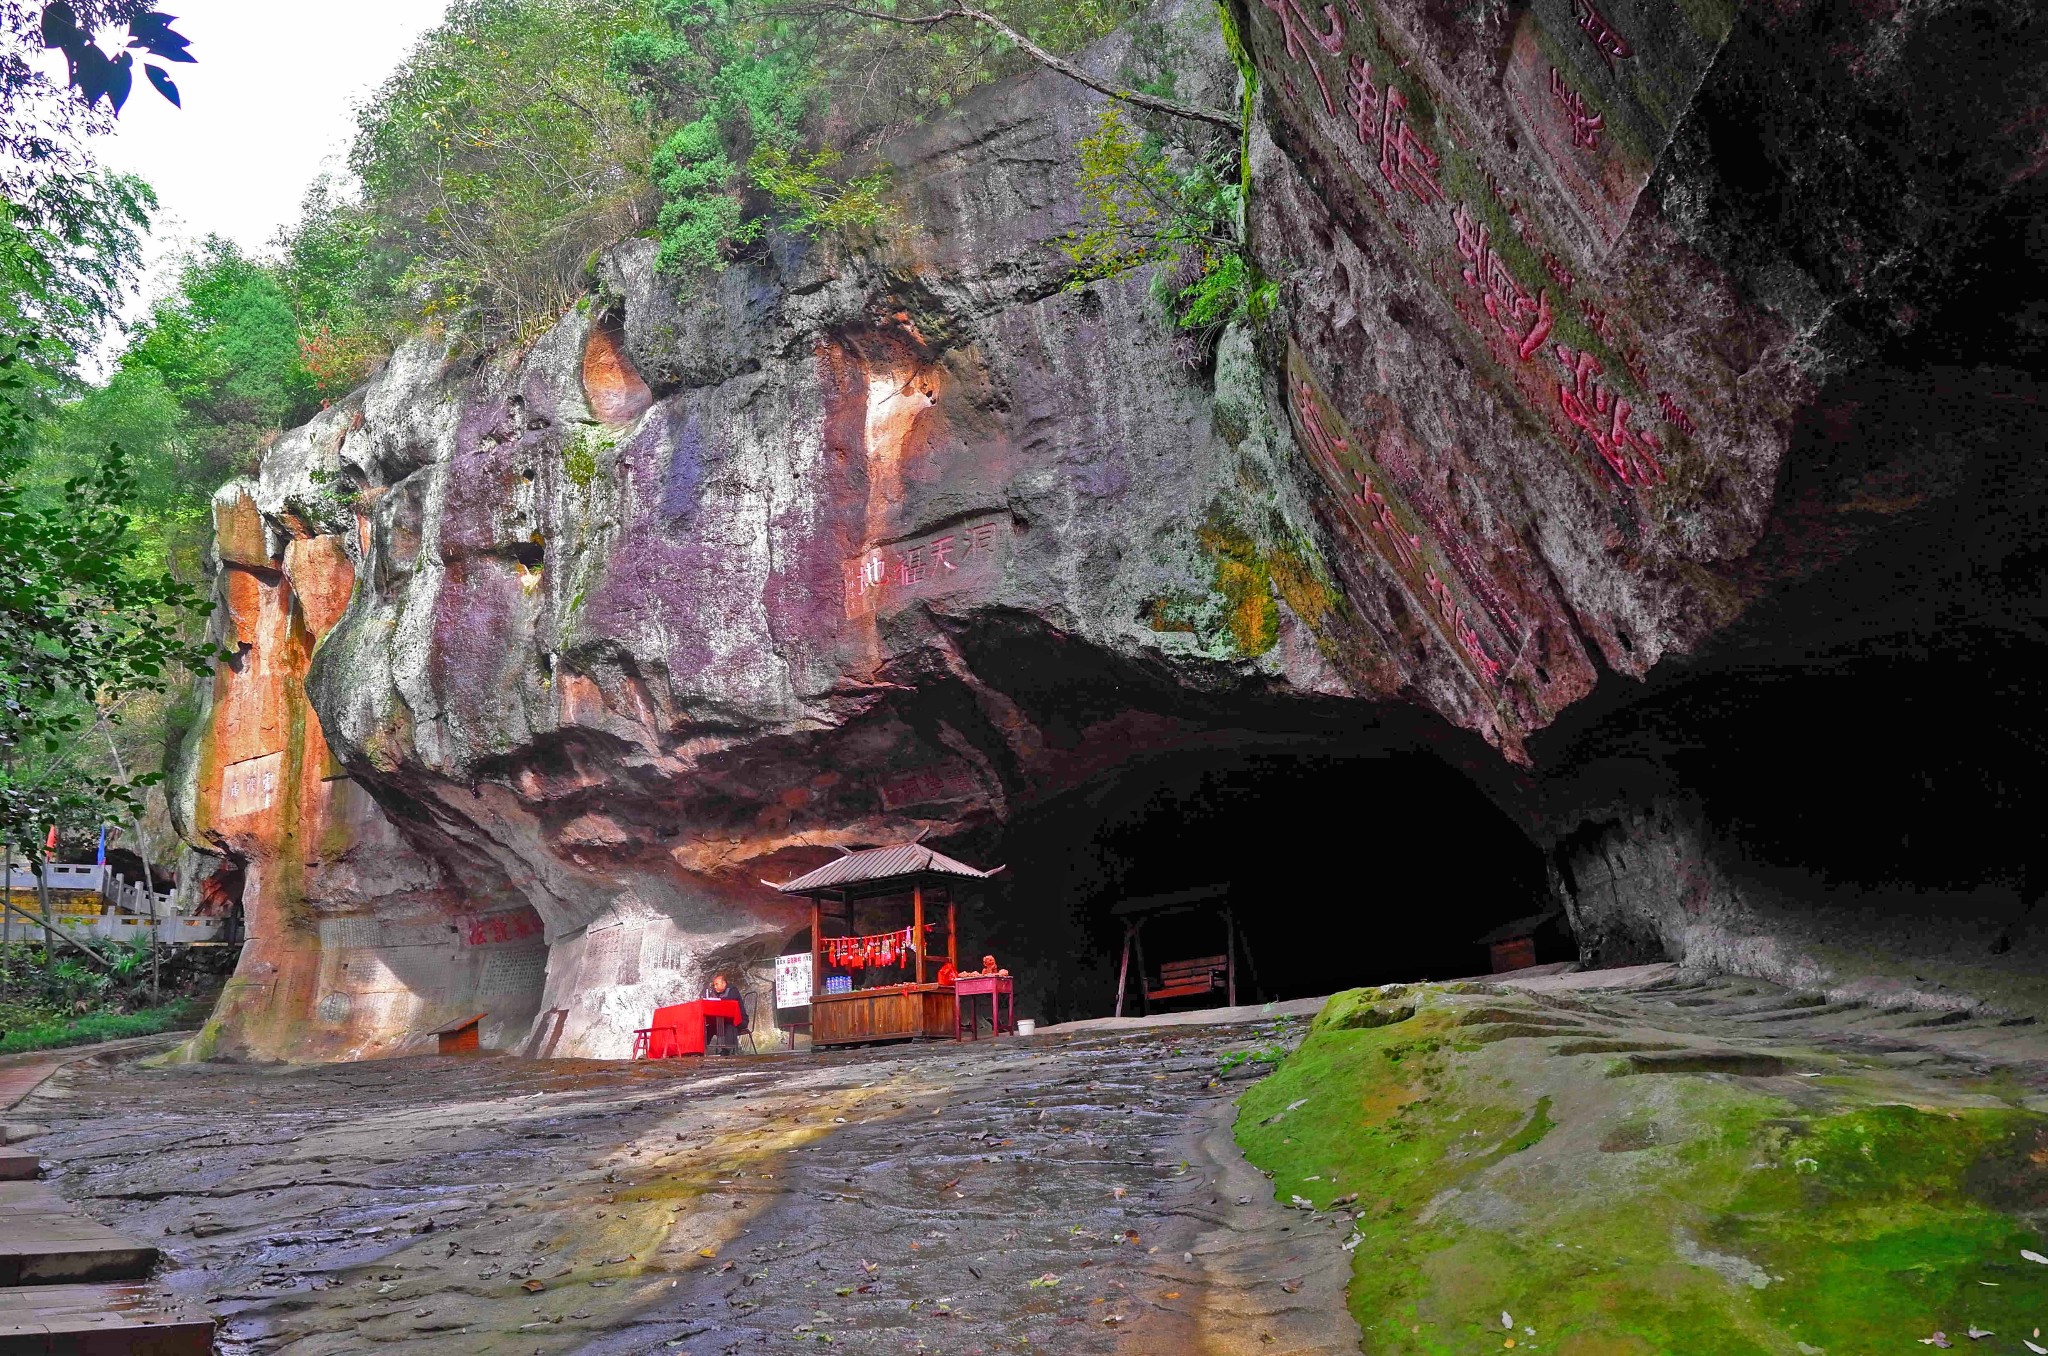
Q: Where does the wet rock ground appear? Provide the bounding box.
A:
[14,1017,1358,1355]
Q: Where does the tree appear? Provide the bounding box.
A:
[0,3,190,193]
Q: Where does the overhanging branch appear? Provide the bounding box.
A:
[793,2,1244,133]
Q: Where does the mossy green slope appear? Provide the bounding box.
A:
[1237,985,2048,1355]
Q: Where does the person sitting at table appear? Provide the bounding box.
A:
[980,954,1009,977]
[702,973,748,1056]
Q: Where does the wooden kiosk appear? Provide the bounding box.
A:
[770,844,1002,1048]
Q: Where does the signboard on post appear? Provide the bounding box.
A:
[774,952,813,1010]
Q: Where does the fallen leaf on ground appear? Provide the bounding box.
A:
[521,1280,545,1293]
[1163,1292,1181,1300]
[1967,1328,1994,1339]
[1919,1335,1950,1349]
[697,1247,717,1258]
[2024,1250,2048,1265]
[1280,1279,1301,1293]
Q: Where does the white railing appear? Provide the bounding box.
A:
[1,864,213,944]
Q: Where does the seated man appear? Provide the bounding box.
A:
[703,973,748,1055]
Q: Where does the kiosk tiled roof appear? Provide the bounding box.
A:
[770,844,1002,894]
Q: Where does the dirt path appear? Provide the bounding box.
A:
[14,1017,1357,1355]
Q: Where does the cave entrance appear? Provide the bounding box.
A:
[974,744,1560,1025]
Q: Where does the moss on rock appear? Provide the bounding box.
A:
[1238,985,2048,1355]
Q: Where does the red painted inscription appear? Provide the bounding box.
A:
[1547,68,1604,150]
[1571,0,1633,68]
[1345,56,1445,207]
[1452,203,1555,360]
[1553,345,1665,486]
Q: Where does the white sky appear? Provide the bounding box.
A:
[93,1,450,260]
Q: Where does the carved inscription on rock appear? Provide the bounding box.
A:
[480,948,547,997]
[459,909,546,947]
[220,751,284,819]
[844,516,1005,620]
[878,762,980,811]
[1247,0,1720,499]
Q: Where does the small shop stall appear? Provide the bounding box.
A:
[769,843,1003,1048]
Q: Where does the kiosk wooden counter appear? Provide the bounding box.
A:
[768,844,1003,1048]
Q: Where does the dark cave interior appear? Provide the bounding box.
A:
[963,744,1559,1025]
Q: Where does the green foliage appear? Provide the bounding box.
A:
[1061,104,1269,345]
[0,996,193,1055]
[619,0,1149,277]
[351,0,654,340]
[749,145,894,237]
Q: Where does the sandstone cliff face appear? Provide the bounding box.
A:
[175,0,2048,1059]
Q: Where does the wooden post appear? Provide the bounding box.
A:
[946,891,957,979]
[2,843,10,951]
[1226,908,1238,1008]
[810,896,822,1000]
[1114,924,1132,1018]
[913,883,925,985]
[36,856,53,975]
[1132,920,1151,1018]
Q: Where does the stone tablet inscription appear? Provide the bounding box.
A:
[220,751,284,818]
[844,517,1005,620]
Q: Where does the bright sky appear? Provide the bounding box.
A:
[94,1,450,256]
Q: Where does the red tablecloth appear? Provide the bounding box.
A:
[641,998,744,1057]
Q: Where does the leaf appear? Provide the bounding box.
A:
[145,65,179,106]
[127,11,197,61]
[521,1279,545,1292]
[2027,1342,2047,1355]
[40,2,84,49]
[2022,1250,2048,1265]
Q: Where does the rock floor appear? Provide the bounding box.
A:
[20,965,2048,1356]
[14,1016,1355,1355]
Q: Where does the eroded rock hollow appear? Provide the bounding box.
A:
[169,0,2048,1059]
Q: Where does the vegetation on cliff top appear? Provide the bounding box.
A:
[1239,985,2048,1354]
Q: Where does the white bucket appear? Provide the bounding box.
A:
[1015,1019,1037,1036]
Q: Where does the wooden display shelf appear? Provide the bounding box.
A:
[811,983,956,1048]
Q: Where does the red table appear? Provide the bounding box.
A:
[953,974,1015,1041]
[634,998,744,1058]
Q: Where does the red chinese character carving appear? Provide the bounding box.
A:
[1548,68,1604,150]
[859,550,885,591]
[1342,57,1442,207]
[1621,348,1651,391]
[1541,249,1576,291]
[1657,392,1699,437]
[1580,302,1610,339]
[1452,203,1554,361]
[899,544,932,587]
[1263,0,1344,116]
[1425,572,1503,684]
[932,535,958,572]
[963,521,999,561]
[1377,87,1443,206]
[1571,0,1633,68]
[1345,55,1380,147]
[1553,345,1665,487]
[1291,377,1350,467]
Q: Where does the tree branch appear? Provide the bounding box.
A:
[792,2,1243,133]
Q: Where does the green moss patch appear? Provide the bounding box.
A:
[1237,986,2048,1354]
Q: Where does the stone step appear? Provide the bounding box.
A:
[0,1281,213,1354]
[0,1150,37,1183]
[0,1184,157,1287]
